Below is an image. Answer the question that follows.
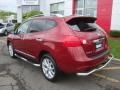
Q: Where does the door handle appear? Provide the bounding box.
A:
[36,38,43,41]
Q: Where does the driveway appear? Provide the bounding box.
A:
[0,36,120,90]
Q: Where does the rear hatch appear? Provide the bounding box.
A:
[66,17,108,57]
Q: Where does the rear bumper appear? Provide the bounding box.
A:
[55,46,112,73]
[76,54,113,76]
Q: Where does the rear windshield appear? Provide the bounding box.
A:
[67,17,98,32]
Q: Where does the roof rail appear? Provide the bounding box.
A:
[51,14,64,17]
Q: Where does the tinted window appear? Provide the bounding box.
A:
[50,2,64,15]
[7,23,13,27]
[46,20,56,29]
[17,21,31,34]
[0,23,4,26]
[0,23,4,29]
[29,20,46,33]
[69,22,97,32]
[67,17,97,32]
[29,19,56,33]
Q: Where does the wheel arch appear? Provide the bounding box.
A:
[39,50,49,60]
[38,49,58,64]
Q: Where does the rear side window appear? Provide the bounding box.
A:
[67,17,97,32]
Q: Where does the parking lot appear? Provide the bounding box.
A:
[0,36,120,90]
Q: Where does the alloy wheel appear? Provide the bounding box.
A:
[42,58,56,79]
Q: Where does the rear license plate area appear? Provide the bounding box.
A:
[96,43,102,49]
[93,38,104,49]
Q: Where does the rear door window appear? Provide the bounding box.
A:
[29,19,46,33]
[46,19,57,30]
[29,19,57,33]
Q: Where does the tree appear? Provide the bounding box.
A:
[22,10,43,20]
[0,10,16,20]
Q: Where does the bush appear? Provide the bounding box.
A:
[110,30,120,37]
[14,23,21,31]
[23,10,43,20]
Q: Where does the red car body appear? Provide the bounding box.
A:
[7,16,111,74]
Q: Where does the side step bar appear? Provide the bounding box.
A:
[76,54,113,76]
[15,54,40,67]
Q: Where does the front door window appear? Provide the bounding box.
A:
[17,21,31,34]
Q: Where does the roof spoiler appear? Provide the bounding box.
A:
[65,16,97,24]
[50,14,64,17]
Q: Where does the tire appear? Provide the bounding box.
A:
[8,43,15,58]
[4,30,8,36]
[40,54,59,82]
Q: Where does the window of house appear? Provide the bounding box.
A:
[31,6,40,11]
[22,5,40,14]
[50,2,64,15]
[75,0,84,15]
[84,0,97,16]
[75,0,97,17]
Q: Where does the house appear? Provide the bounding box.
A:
[17,0,120,33]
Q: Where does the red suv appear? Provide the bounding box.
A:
[7,16,113,81]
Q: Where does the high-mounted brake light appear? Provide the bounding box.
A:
[63,36,81,47]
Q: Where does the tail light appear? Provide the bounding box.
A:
[63,36,81,47]
[104,37,109,49]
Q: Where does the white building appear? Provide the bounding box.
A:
[17,0,40,23]
[6,15,16,23]
[0,19,3,23]
[17,0,120,32]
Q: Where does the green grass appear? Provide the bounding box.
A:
[108,38,120,59]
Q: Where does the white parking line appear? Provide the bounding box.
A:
[93,73,120,83]
[103,67,120,70]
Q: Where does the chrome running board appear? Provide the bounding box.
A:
[15,54,40,67]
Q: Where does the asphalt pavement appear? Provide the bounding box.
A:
[0,36,120,90]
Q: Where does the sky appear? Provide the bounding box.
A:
[0,0,17,12]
